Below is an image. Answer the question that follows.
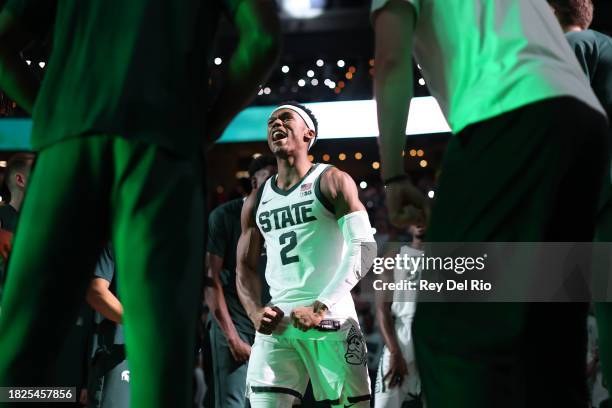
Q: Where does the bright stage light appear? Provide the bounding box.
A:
[280,0,326,19]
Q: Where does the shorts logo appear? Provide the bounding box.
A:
[121,370,130,383]
[345,326,367,366]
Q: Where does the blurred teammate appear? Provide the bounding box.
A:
[548,0,612,392]
[237,102,377,407]
[0,1,280,406]
[0,153,33,302]
[548,0,612,121]
[372,0,608,406]
[85,246,128,408]
[374,223,424,408]
[205,155,276,408]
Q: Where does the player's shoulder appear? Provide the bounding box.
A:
[94,246,115,281]
[587,29,612,51]
[211,197,244,218]
[566,29,603,49]
[319,164,357,192]
[243,183,271,225]
[0,204,13,216]
[0,203,17,223]
[400,245,424,257]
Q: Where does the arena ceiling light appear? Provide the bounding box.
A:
[279,0,326,19]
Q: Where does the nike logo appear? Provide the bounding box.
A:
[261,198,275,205]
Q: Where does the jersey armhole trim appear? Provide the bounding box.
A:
[252,176,272,221]
[314,165,336,215]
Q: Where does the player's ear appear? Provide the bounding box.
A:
[304,129,315,144]
[15,172,25,188]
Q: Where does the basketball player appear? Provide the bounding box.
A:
[372,0,608,407]
[0,153,34,303]
[86,246,129,408]
[548,0,612,390]
[236,102,377,407]
[0,1,280,407]
[374,223,425,408]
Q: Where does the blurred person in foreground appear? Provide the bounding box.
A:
[372,0,608,406]
[0,0,280,406]
[548,0,612,390]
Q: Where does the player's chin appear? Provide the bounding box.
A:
[271,145,292,158]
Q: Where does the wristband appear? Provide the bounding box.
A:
[313,300,328,314]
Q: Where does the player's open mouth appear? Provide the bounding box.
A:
[272,130,288,142]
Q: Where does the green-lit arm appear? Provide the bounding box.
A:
[373,0,416,181]
[373,1,428,228]
[0,10,40,115]
[206,0,281,144]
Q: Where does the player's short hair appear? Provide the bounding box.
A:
[5,152,35,192]
[280,101,318,133]
[249,154,276,178]
[279,101,319,148]
[548,0,594,30]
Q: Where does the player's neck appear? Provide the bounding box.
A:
[9,191,23,212]
[275,155,313,190]
[411,237,424,250]
[563,25,584,33]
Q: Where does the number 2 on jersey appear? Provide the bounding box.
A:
[279,231,299,265]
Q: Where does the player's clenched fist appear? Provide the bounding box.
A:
[253,306,284,334]
[385,178,429,228]
[290,304,326,332]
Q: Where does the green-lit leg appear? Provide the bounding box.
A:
[0,137,111,395]
[111,138,203,408]
[413,99,606,407]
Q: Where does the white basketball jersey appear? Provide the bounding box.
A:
[255,163,357,321]
[390,245,421,323]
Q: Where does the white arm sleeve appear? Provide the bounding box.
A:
[317,210,377,308]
